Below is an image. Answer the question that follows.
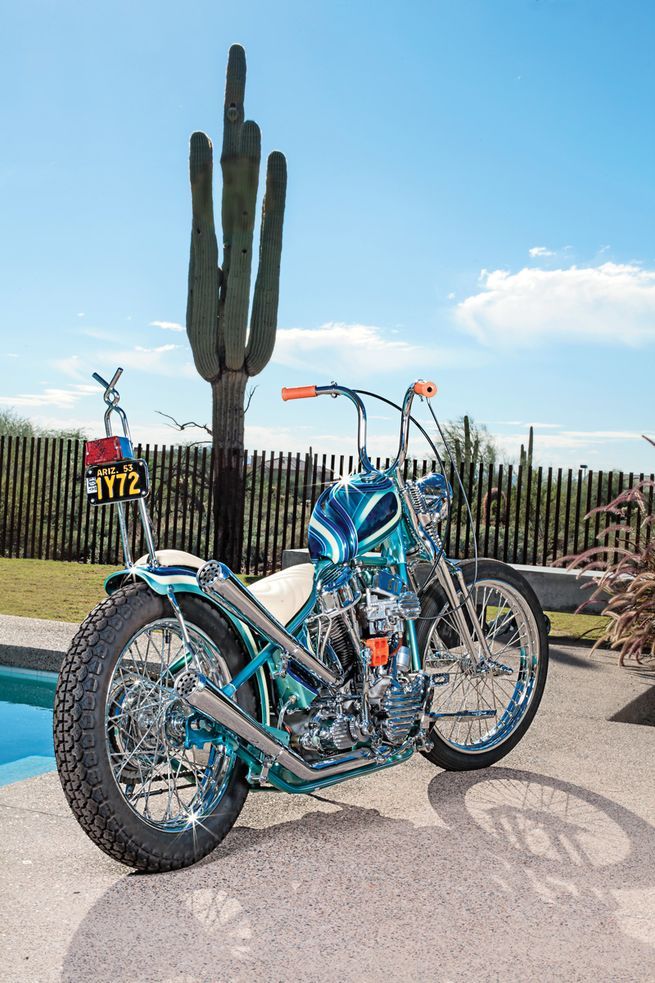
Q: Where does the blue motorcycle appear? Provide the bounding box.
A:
[54,372,548,871]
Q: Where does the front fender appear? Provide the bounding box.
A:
[105,565,271,725]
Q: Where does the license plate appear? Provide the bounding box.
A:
[85,458,150,505]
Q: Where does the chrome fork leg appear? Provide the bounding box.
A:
[433,563,493,664]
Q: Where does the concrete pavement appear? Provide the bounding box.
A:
[1,643,654,982]
[0,614,78,672]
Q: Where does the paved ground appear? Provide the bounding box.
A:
[0,614,78,672]
[1,643,655,983]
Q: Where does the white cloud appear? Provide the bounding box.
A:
[274,322,420,372]
[2,353,18,359]
[54,354,84,379]
[135,344,178,353]
[77,312,85,317]
[272,322,484,375]
[528,246,554,257]
[150,320,184,333]
[0,383,98,409]
[80,327,121,342]
[455,262,655,346]
[560,429,649,441]
[491,428,655,465]
[98,343,196,378]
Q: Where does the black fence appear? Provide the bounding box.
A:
[0,435,653,575]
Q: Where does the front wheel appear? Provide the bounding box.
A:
[54,583,257,872]
[418,559,548,771]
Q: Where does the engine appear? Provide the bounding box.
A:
[285,565,429,756]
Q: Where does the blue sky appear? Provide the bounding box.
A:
[1,0,654,471]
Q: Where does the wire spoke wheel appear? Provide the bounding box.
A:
[105,618,234,832]
[422,565,546,761]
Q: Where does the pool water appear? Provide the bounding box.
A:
[0,667,57,786]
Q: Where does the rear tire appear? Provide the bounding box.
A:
[418,559,548,771]
[54,583,256,872]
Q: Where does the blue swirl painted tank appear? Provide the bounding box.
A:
[308,472,402,563]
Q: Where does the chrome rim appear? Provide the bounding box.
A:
[425,579,540,753]
[105,619,234,832]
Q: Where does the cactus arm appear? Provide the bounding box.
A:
[186,131,221,381]
[222,120,261,370]
[246,150,287,376]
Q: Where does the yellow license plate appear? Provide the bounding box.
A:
[85,458,149,505]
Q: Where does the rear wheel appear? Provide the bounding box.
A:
[54,584,256,872]
[418,559,548,771]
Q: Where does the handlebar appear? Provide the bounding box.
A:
[91,366,131,442]
[281,385,317,401]
[92,367,123,396]
[282,380,436,401]
[281,379,437,473]
[413,380,437,398]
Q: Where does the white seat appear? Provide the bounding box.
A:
[135,550,315,626]
[249,563,315,626]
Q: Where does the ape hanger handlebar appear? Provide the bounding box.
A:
[281,380,437,475]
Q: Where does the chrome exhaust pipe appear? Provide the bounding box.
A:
[175,670,376,783]
[196,560,339,688]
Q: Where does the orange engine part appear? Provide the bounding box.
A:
[365,636,389,667]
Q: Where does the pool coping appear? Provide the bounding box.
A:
[0,613,78,673]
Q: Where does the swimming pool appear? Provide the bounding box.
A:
[0,666,57,786]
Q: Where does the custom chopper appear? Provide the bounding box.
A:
[54,369,548,872]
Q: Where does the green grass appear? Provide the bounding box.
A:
[0,558,259,623]
[545,610,609,644]
[487,602,609,645]
[0,559,611,645]
[0,558,119,621]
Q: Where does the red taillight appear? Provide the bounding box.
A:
[84,436,134,466]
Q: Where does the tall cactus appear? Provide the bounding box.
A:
[186,44,287,565]
[452,415,480,472]
[519,426,534,470]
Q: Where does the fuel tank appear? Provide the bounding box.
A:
[308,472,403,564]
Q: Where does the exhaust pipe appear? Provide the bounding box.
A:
[175,670,376,783]
[196,560,339,688]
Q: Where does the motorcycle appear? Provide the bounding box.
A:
[54,369,548,872]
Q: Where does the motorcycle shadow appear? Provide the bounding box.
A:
[61,767,655,983]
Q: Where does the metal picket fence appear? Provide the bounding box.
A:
[0,434,653,575]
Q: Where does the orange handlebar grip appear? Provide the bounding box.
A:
[281,385,318,401]
[413,380,437,398]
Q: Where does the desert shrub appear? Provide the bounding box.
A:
[559,474,655,666]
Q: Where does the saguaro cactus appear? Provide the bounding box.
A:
[186,44,287,565]
[452,415,480,472]
[519,427,534,470]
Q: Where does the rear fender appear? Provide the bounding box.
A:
[104,565,271,725]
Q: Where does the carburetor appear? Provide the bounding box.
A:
[362,569,421,636]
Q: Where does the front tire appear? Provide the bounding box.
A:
[418,559,548,771]
[54,583,256,872]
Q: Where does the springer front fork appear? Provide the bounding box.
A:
[428,561,494,667]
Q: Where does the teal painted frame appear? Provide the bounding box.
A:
[102,473,432,792]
